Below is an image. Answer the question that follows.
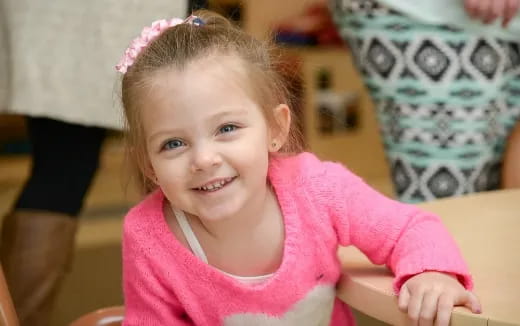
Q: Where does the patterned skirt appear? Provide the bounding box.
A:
[330,0,520,202]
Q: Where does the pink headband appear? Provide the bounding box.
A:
[115,15,204,74]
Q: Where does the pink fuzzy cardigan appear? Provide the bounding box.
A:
[122,152,472,325]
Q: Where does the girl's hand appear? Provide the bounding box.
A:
[398,272,482,326]
[464,0,520,27]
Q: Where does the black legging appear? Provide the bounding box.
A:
[188,0,208,12]
[14,117,106,216]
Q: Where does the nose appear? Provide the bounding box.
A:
[190,142,222,173]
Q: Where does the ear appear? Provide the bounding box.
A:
[269,104,291,153]
[142,158,159,186]
[146,171,159,186]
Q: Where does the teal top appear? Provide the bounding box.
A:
[378,0,520,41]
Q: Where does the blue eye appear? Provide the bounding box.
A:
[162,139,184,151]
[219,124,237,134]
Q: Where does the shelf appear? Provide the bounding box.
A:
[283,47,392,183]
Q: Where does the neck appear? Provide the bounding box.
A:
[191,183,274,241]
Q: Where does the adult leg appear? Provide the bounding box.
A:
[331,0,518,202]
[503,121,520,187]
[0,117,106,326]
[502,46,520,188]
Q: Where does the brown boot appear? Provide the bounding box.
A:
[0,210,78,326]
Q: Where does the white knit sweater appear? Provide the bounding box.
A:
[0,0,186,129]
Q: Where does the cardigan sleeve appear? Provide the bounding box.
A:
[122,225,193,326]
[312,161,473,293]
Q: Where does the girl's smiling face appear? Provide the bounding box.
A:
[142,54,288,222]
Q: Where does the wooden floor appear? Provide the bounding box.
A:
[0,136,392,325]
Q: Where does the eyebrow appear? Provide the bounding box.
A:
[147,108,250,144]
[210,108,249,121]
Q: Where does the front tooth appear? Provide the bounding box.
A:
[199,180,229,191]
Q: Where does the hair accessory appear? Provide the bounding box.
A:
[115,15,204,73]
[184,15,205,26]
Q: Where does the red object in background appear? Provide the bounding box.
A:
[274,2,345,47]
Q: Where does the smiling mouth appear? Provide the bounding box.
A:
[193,177,236,192]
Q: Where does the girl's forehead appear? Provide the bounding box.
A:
[158,53,248,84]
[140,55,265,123]
[148,55,256,104]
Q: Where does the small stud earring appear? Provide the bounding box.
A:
[271,142,277,148]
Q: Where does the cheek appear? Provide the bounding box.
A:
[235,144,270,180]
[150,157,185,186]
[234,138,270,166]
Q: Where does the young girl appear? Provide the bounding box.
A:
[117,10,481,326]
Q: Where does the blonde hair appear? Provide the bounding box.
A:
[121,10,304,193]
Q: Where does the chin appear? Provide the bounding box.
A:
[197,203,242,222]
